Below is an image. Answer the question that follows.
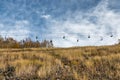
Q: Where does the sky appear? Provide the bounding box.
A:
[0,0,120,47]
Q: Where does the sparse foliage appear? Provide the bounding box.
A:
[0,36,53,48]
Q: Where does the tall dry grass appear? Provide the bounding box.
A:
[0,44,120,80]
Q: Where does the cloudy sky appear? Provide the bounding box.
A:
[0,0,120,47]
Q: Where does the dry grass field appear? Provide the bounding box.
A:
[0,44,120,80]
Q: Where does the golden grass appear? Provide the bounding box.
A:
[0,44,120,80]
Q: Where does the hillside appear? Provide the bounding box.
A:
[0,44,120,80]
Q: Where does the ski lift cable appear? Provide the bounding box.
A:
[0,32,116,40]
[0,34,115,41]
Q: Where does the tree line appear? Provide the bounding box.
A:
[0,35,53,48]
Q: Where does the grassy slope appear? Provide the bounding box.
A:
[0,44,120,80]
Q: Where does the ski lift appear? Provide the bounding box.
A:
[23,40,25,43]
[110,34,113,37]
[77,39,79,42]
[100,37,103,41]
[88,35,90,38]
[50,40,52,43]
[36,36,38,39]
[63,36,65,39]
[118,39,120,44]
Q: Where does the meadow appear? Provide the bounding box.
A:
[0,44,120,80]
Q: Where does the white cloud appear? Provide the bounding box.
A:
[0,20,30,41]
[46,0,120,47]
[41,14,51,19]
